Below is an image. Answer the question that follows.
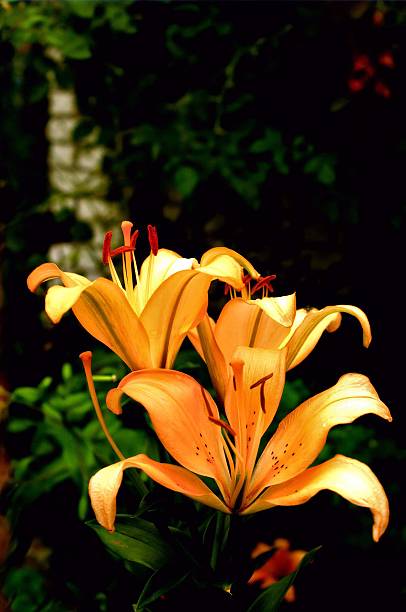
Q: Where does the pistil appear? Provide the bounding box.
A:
[80,351,125,461]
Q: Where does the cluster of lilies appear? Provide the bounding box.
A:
[28,221,391,541]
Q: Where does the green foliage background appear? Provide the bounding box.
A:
[0,1,404,610]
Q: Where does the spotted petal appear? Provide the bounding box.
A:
[242,455,389,542]
[247,373,392,499]
[106,369,231,488]
[225,347,287,477]
[89,454,230,531]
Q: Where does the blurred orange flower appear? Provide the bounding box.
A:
[249,539,306,602]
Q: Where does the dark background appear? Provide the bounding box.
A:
[0,2,404,610]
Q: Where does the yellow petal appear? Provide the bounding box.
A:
[215,297,295,366]
[140,269,212,368]
[193,315,228,403]
[45,284,87,324]
[197,255,245,289]
[73,278,151,370]
[89,454,230,531]
[243,455,389,542]
[137,248,195,307]
[247,294,296,328]
[248,373,392,497]
[27,262,90,291]
[106,369,230,486]
[283,305,371,370]
[200,246,260,281]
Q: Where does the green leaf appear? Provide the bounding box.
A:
[12,387,42,406]
[46,30,92,60]
[318,160,336,185]
[303,155,336,185]
[68,0,96,19]
[8,418,34,433]
[249,128,282,154]
[247,547,321,612]
[61,362,73,382]
[87,515,175,570]
[134,565,190,610]
[174,166,199,198]
[38,376,53,391]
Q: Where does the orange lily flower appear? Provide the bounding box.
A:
[27,221,259,370]
[88,346,391,541]
[249,538,306,600]
[189,288,371,402]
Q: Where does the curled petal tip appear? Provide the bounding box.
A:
[106,387,123,415]
[363,334,372,348]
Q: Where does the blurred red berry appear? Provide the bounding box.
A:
[373,10,384,27]
[379,51,395,68]
[348,77,366,93]
[353,54,375,77]
[375,81,391,98]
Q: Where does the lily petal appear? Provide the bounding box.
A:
[197,255,246,290]
[27,262,88,291]
[46,284,87,324]
[73,278,151,370]
[215,296,295,366]
[200,247,260,282]
[283,305,371,370]
[137,249,196,308]
[225,347,287,474]
[243,455,389,542]
[89,453,230,531]
[140,270,212,368]
[248,373,392,496]
[106,369,230,485]
[247,294,296,328]
[192,315,228,402]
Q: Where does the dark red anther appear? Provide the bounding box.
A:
[251,274,276,295]
[250,371,274,389]
[208,416,236,437]
[102,231,113,265]
[224,283,231,296]
[109,245,136,259]
[242,273,252,286]
[147,224,159,256]
[130,229,139,249]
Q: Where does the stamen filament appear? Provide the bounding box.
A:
[80,351,125,461]
[108,258,123,290]
[221,430,236,482]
